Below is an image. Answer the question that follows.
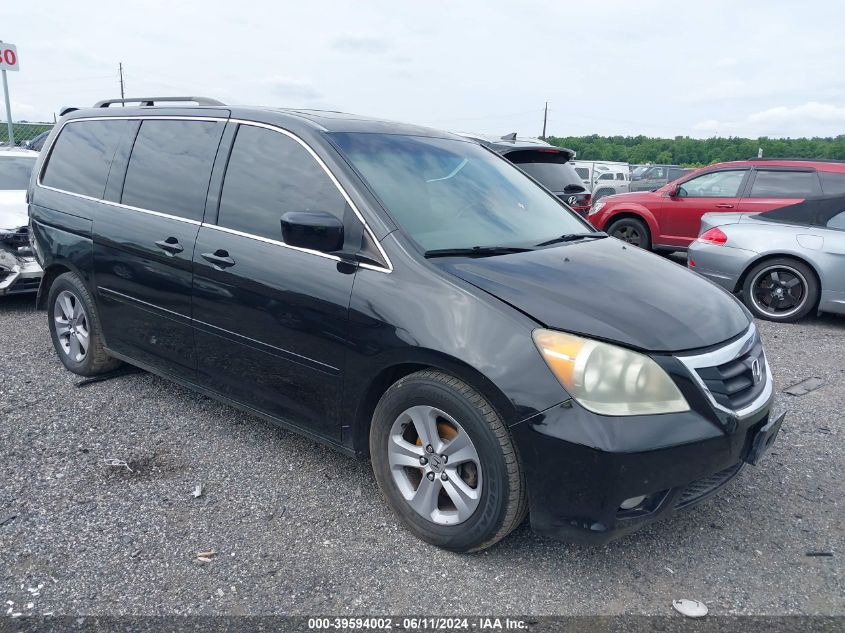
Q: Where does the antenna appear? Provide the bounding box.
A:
[541,101,548,139]
[118,63,125,106]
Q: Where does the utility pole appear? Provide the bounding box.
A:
[118,62,125,105]
[541,101,548,140]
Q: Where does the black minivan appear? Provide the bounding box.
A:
[28,98,784,551]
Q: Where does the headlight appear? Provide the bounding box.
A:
[532,329,689,416]
[590,201,605,215]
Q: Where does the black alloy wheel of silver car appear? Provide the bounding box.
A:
[741,258,820,323]
[607,217,651,250]
[47,272,122,376]
[369,370,528,552]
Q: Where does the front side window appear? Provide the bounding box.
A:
[330,132,588,252]
[217,125,348,242]
[0,157,36,190]
[122,120,224,221]
[598,173,613,181]
[647,167,666,179]
[677,170,746,198]
[41,120,129,198]
[749,170,820,198]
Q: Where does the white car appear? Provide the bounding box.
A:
[0,148,42,295]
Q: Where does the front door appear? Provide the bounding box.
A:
[658,169,748,246]
[191,122,357,439]
[94,117,226,377]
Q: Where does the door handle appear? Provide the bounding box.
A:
[715,203,735,209]
[155,237,184,255]
[201,249,236,269]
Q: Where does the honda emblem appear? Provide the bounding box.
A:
[751,358,762,385]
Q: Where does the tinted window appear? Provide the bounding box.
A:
[575,167,589,180]
[749,170,819,198]
[826,211,845,230]
[122,120,224,221]
[677,170,745,198]
[217,125,347,241]
[331,132,588,252]
[820,171,845,195]
[616,173,625,181]
[41,120,128,198]
[0,157,36,190]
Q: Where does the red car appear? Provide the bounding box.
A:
[588,158,845,250]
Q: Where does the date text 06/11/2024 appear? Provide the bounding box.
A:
[307,617,529,630]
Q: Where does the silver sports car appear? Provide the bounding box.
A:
[688,195,845,322]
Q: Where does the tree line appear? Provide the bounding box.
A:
[545,134,845,167]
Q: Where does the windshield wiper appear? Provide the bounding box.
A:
[424,245,532,259]
[535,232,608,247]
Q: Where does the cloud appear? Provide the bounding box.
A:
[693,102,845,138]
[257,76,323,101]
[330,35,391,54]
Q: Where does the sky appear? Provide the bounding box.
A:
[3,0,845,139]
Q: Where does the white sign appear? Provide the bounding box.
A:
[0,43,19,71]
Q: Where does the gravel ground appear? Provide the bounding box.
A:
[0,292,842,617]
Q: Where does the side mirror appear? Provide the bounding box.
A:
[668,184,682,198]
[280,211,344,253]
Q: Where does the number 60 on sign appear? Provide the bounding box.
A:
[0,43,19,71]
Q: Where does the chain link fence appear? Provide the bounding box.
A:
[0,121,54,150]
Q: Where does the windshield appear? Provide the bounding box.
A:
[507,151,586,193]
[330,133,589,252]
[0,156,36,190]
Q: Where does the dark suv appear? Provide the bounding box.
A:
[458,133,592,216]
[29,97,783,551]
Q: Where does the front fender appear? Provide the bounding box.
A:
[603,203,660,238]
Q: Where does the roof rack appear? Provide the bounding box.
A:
[747,156,845,164]
[93,96,225,108]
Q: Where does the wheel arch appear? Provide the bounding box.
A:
[736,252,823,302]
[604,206,659,240]
[36,262,78,310]
[348,351,518,458]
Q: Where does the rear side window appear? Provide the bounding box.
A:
[217,124,347,241]
[826,211,845,231]
[668,168,686,181]
[820,171,845,195]
[121,120,224,221]
[749,170,820,198]
[41,120,129,198]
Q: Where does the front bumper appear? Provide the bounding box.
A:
[511,325,781,545]
[0,254,43,295]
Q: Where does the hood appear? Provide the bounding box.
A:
[435,237,750,353]
[0,190,28,230]
[601,190,659,204]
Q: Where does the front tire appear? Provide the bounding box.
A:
[47,272,122,376]
[741,258,819,322]
[370,370,527,552]
[607,217,652,250]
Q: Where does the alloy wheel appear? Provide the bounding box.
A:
[387,405,483,526]
[613,225,642,246]
[750,266,807,318]
[53,290,90,362]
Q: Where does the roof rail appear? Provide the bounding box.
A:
[746,156,845,164]
[93,96,225,108]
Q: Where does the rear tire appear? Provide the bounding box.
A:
[607,217,652,250]
[47,272,122,376]
[593,188,614,202]
[369,370,527,552]
[741,258,818,322]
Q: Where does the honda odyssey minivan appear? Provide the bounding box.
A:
[29,97,783,551]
